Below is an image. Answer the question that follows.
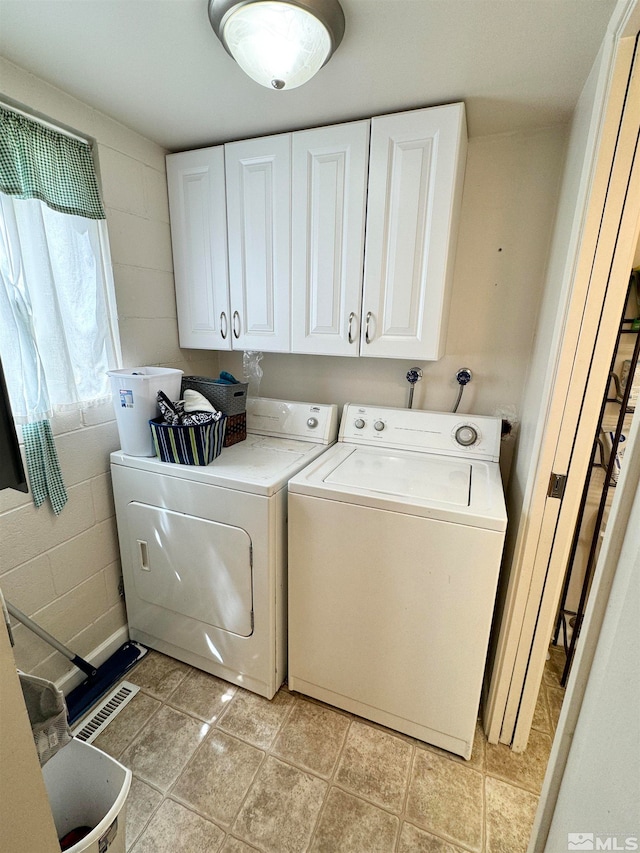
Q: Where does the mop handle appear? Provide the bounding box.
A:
[6,599,97,678]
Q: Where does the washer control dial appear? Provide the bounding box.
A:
[354,418,366,429]
[374,420,385,432]
[455,425,479,447]
[307,417,318,429]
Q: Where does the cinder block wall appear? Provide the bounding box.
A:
[0,57,218,686]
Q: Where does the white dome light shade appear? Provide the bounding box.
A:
[209,0,345,90]
[224,2,330,89]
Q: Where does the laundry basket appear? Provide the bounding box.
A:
[181,376,248,446]
[149,416,227,465]
[223,412,247,447]
[181,376,248,415]
[42,739,131,853]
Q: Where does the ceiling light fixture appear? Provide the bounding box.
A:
[208,0,345,91]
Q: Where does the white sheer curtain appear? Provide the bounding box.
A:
[0,193,121,424]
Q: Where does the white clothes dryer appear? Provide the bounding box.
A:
[287,404,507,758]
[111,398,338,699]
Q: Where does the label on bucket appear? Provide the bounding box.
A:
[119,389,134,408]
[99,817,118,852]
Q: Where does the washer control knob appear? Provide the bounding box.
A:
[455,425,478,446]
[306,417,318,429]
[354,418,366,429]
[374,420,385,432]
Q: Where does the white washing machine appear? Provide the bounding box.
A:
[111,397,338,700]
[287,404,507,759]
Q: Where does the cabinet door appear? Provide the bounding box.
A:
[166,147,231,350]
[362,104,467,360]
[291,121,369,356]
[225,134,291,352]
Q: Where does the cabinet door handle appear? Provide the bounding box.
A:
[220,311,228,340]
[232,310,241,339]
[365,311,373,344]
[348,312,357,344]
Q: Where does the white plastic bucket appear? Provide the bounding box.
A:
[108,367,183,456]
[42,739,131,853]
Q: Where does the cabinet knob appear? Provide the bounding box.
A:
[232,311,241,339]
[220,312,228,340]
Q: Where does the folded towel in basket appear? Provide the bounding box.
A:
[183,389,217,413]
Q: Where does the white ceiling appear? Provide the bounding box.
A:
[0,0,618,151]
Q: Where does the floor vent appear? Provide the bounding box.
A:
[71,681,140,743]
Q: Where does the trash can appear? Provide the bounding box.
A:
[108,367,183,456]
[42,738,131,853]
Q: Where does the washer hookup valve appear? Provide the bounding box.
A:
[406,367,423,408]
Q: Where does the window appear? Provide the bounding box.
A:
[0,194,120,423]
[0,105,120,424]
[0,105,120,512]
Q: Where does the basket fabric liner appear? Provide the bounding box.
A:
[150,415,226,465]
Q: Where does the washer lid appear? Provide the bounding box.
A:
[289,444,507,531]
[325,448,471,506]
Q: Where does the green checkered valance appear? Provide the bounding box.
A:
[0,106,105,220]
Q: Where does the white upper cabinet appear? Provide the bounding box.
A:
[166,146,231,350]
[225,134,291,353]
[361,103,467,360]
[167,104,467,360]
[290,121,370,356]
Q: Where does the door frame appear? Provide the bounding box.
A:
[485,0,640,750]
[529,278,640,849]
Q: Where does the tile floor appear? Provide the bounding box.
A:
[90,647,566,853]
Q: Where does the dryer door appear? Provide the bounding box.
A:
[126,502,253,637]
